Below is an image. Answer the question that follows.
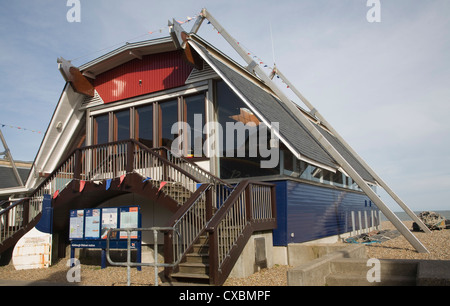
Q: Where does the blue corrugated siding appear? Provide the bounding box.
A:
[272,180,378,246]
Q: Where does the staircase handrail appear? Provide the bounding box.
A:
[151,146,232,188]
[163,183,212,275]
[205,180,276,285]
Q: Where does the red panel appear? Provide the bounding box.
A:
[94,51,193,104]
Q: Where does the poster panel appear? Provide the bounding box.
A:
[101,207,118,239]
[119,207,139,239]
[69,210,84,240]
[84,208,101,239]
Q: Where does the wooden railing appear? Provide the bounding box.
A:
[0,139,208,252]
[206,180,276,286]
[0,198,30,251]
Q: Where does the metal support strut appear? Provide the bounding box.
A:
[181,8,429,253]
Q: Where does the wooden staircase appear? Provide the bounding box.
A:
[170,234,211,284]
[1,140,277,287]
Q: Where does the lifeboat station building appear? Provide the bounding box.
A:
[0,9,429,286]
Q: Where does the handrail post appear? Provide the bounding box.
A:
[126,140,135,174]
[74,149,82,180]
[22,199,29,225]
[163,229,174,280]
[205,186,213,220]
[73,149,82,192]
[208,228,218,285]
[245,184,253,223]
[270,185,277,220]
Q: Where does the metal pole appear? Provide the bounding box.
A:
[154,229,158,287]
[272,67,431,234]
[0,129,24,187]
[127,229,131,286]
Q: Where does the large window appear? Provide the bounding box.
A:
[184,94,206,157]
[135,105,154,148]
[113,109,130,141]
[216,80,279,179]
[94,114,109,145]
[159,99,179,148]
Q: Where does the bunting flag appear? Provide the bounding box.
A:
[158,181,167,192]
[53,190,59,199]
[142,177,152,183]
[106,179,112,190]
[0,123,42,134]
[118,174,126,186]
[79,180,86,192]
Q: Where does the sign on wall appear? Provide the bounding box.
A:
[69,210,84,240]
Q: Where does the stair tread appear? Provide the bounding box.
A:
[179,262,209,267]
[171,272,210,279]
[186,253,209,257]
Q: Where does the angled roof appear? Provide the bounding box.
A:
[188,39,376,182]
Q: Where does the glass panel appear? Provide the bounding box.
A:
[94,114,109,145]
[185,94,206,157]
[160,99,178,148]
[216,80,279,179]
[135,105,153,148]
[114,109,130,141]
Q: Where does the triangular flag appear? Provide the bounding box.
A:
[53,190,59,199]
[106,179,112,190]
[158,181,167,192]
[79,180,86,192]
[119,174,126,186]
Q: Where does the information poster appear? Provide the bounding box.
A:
[119,207,139,239]
[84,208,101,239]
[69,210,84,239]
[101,207,118,239]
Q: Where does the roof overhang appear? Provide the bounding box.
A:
[78,36,178,77]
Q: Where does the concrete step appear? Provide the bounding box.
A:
[326,274,416,286]
[331,258,418,277]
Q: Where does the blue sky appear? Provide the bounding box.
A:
[0,0,449,212]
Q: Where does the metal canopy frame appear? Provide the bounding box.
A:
[0,129,24,187]
[170,8,430,253]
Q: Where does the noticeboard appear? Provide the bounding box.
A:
[69,206,141,242]
[69,206,142,270]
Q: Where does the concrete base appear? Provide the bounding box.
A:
[229,231,274,278]
[287,244,366,286]
[417,260,450,286]
[287,245,450,286]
